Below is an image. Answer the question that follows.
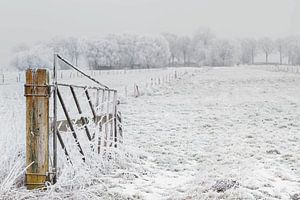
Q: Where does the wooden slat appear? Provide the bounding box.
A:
[25,69,49,189]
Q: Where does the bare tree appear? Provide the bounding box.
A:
[162,33,180,66]
[239,38,257,64]
[209,39,236,66]
[259,37,274,64]
[64,37,83,66]
[248,39,257,64]
[191,28,215,66]
[193,27,215,47]
[285,36,300,65]
[276,38,287,65]
[177,36,191,66]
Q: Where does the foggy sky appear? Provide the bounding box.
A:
[0,0,299,67]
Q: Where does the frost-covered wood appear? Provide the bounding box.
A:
[25,69,49,189]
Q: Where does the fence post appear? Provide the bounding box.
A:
[125,86,128,97]
[134,84,140,97]
[24,69,50,189]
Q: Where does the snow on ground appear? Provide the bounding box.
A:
[117,66,300,199]
[0,66,300,199]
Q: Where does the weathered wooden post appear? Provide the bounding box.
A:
[24,69,50,189]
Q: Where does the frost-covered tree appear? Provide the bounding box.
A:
[12,31,300,70]
[86,39,103,69]
[114,33,140,68]
[208,39,236,66]
[239,38,257,64]
[248,39,257,64]
[64,37,86,66]
[193,28,215,47]
[162,33,180,66]
[11,44,52,70]
[275,38,287,65]
[85,34,170,69]
[190,28,216,66]
[284,36,300,65]
[177,36,192,65]
[137,35,170,68]
[47,36,87,67]
[85,38,119,69]
[259,37,274,64]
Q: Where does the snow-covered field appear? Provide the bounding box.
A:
[0,66,300,199]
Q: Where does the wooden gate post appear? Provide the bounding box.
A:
[24,69,50,189]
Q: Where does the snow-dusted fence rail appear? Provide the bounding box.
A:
[24,54,122,189]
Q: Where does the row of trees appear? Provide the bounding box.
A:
[239,36,300,66]
[11,34,170,70]
[11,29,300,70]
[163,29,300,66]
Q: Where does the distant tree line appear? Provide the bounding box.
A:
[11,29,300,70]
[163,29,300,67]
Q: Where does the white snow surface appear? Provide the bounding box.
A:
[0,66,300,199]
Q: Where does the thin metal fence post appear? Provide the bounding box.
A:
[52,54,58,184]
[105,90,110,148]
[98,89,105,153]
[112,91,117,147]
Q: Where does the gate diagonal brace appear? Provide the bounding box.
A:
[57,88,85,161]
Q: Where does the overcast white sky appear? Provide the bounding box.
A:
[0,0,299,67]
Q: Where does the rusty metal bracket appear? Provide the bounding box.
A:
[24,84,51,97]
